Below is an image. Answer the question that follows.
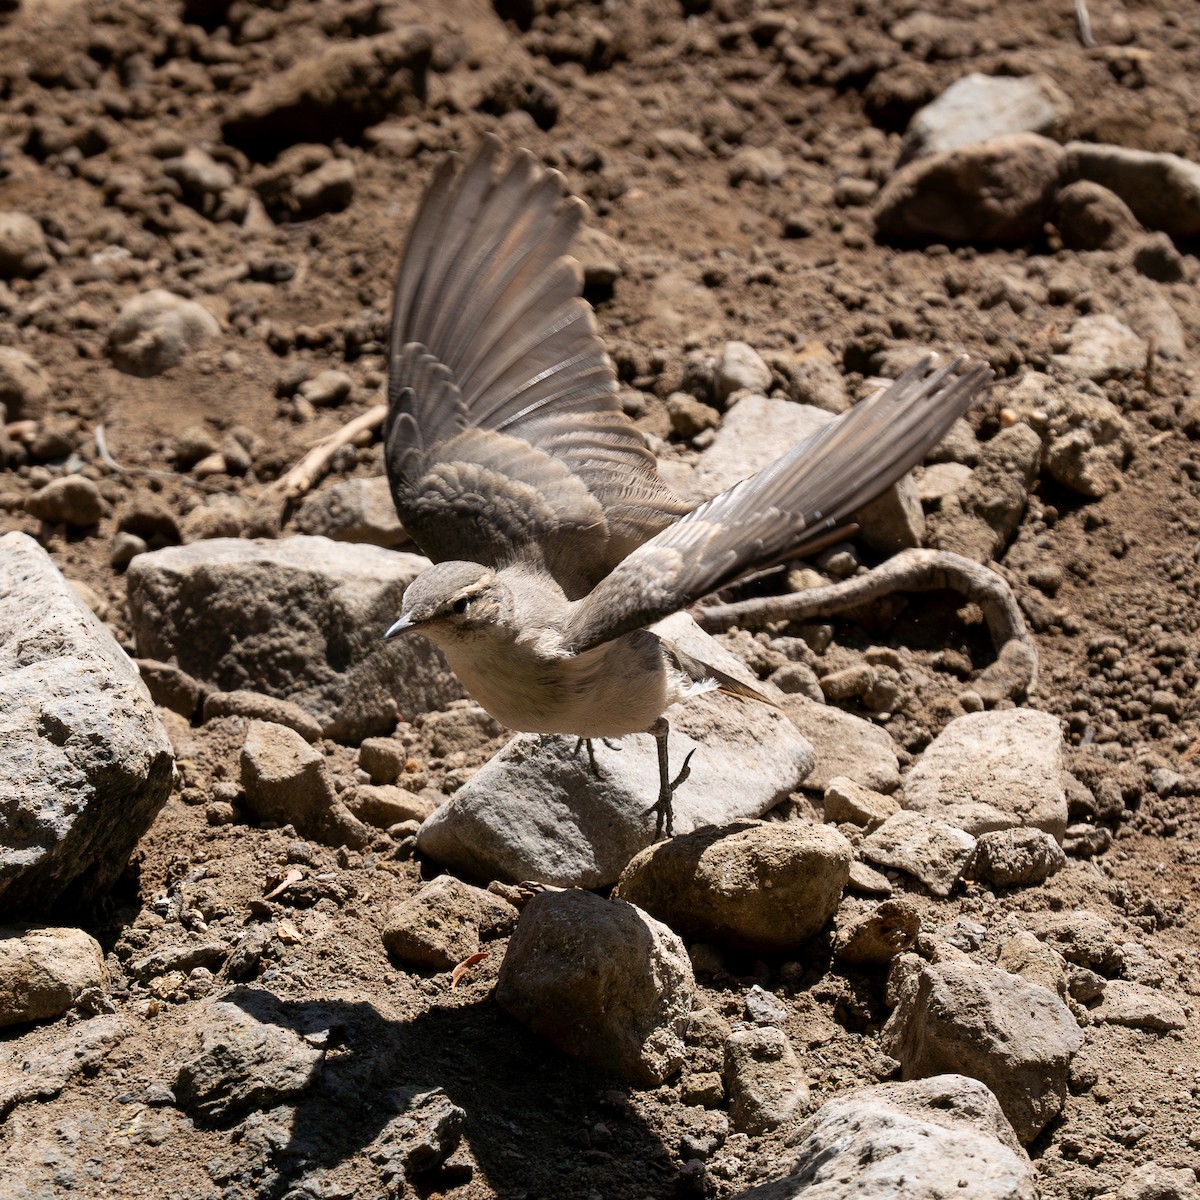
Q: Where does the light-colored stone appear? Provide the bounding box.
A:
[126,537,461,742]
[294,476,408,547]
[495,889,695,1086]
[343,783,433,827]
[835,899,920,964]
[971,827,1066,888]
[0,533,174,916]
[0,212,49,278]
[107,289,221,377]
[382,875,517,971]
[726,1025,809,1133]
[24,475,108,527]
[824,775,900,828]
[902,73,1071,163]
[882,960,1082,1143]
[715,341,772,402]
[617,820,851,953]
[419,614,814,888]
[1051,314,1148,381]
[779,695,901,793]
[1089,979,1187,1032]
[903,709,1067,840]
[731,1074,1035,1200]
[0,926,105,1027]
[860,811,976,896]
[0,347,52,421]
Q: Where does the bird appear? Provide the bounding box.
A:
[381,135,989,839]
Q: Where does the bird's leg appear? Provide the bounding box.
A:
[648,717,695,840]
[572,736,604,780]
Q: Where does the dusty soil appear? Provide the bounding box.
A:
[2,0,1199,1197]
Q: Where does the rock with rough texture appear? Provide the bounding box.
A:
[174,992,325,1120]
[860,811,976,897]
[203,690,322,741]
[1054,180,1142,251]
[0,533,174,917]
[824,775,900,828]
[126,537,460,742]
[0,212,50,278]
[1064,141,1200,239]
[779,696,901,793]
[874,134,1064,244]
[24,476,108,527]
[903,709,1067,840]
[882,960,1082,1143]
[382,875,518,971]
[901,73,1071,163]
[0,926,105,1027]
[294,476,408,547]
[1051,314,1148,381]
[240,721,369,848]
[926,422,1040,562]
[726,1025,809,1134]
[495,889,695,1086]
[107,290,221,377]
[1110,1163,1198,1200]
[835,899,921,964]
[971,827,1066,888]
[715,341,772,402]
[222,28,433,153]
[0,347,52,421]
[343,784,433,827]
[617,820,850,953]
[1089,980,1187,1032]
[419,613,813,887]
[732,1074,1035,1200]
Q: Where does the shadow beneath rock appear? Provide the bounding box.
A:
[209,985,680,1199]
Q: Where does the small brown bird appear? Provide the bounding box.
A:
[383,136,988,837]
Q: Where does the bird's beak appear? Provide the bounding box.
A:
[384,613,420,640]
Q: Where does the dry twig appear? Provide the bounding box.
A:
[695,548,1038,698]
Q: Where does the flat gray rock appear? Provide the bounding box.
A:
[495,889,695,1086]
[1,532,174,917]
[902,709,1067,840]
[126,536,461,742]
[902,73,1071,163]
[419,614,814,887]
[731,1074,1035,1199]
[883,960,1082,1144]
[860,811,976,897]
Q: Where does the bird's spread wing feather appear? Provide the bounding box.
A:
[385,136,689,598]
[565,358,991,652]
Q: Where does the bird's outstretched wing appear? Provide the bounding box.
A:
[385,135,690,599]
[565,358,991,652]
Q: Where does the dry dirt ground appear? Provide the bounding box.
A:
[2,0,1200,1198]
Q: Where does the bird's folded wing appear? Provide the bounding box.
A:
[564,358,991,653]
[385,135,689,598]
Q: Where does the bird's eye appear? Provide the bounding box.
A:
[452,596,470,615]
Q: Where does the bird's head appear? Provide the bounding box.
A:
[384,561,514,646]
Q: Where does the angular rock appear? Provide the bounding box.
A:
[726,1025,809,1134]
[0,532,174,917]
[0,926,105,1027]
[295,477,408,547]
[882,960,1083,1143]
[715,341,772,403]
[126,537,460,742]
[419,614,813,887]
[289,158,356,218]
[1026,909,1125,975]
[495,889,695,1086]
[901,73,1071,163]
[174,992,325,1121]
[362,1086,465,1181]
[1051,314,1147,381]
[823,775,900,829]
[222,28,433,154]
[1064,141,1200,239]
[971,827,1066,888]
[203,690,322,741]
[903,709,1067,840]
[860,811,976,897]
[1112,1163,1198,1200]
[24,475,108,527]
[779,695,901,793]
[107,290,221,377]
[874,134,1064,245]
[617,820,850,953]
[382,875,518,971]
[0,347,52,421]
[834,899,921,964]
[732,1074,1035,1200]
[996,931,1068,998]
[1089,980,1187,1032]
[926,423,1040,562]
[240,720,370,849]
[0,1015,125,1121]
[136,658,207,718]
[343,784,433,828]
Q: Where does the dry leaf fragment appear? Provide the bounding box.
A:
[451,952,489,988]
[277,919,303,944]
[263,867,304,900]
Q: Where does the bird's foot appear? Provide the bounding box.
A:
[572,736,604,780]
[649,748,695,841]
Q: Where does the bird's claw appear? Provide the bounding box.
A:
[649,747,696,840]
